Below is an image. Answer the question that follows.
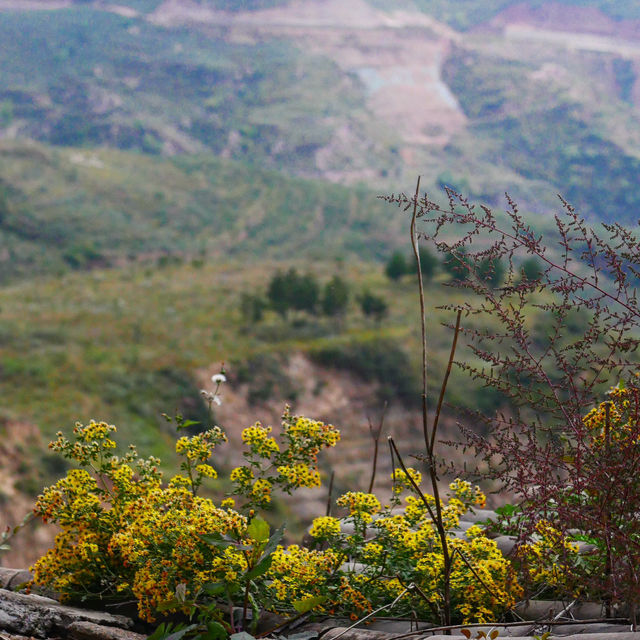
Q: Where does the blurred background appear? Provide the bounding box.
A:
[1,0,639,566]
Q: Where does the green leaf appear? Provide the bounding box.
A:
[247,516,270,543]
[165,624,200,640]
[205,620,228,640]
[495,503,517,517]
[292,595,326,613]
[229,632,256,640]
[178,419,201,431]
[262,523,285,558]
[245,553,273,580]
[156,598,184,613]
[202,582,226,597]
[200,533,244,549]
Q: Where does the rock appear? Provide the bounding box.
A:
[493,535,518,555]
[460,509,497,524]
[0,588,134,638]
[321,627,394,640]
[515,599,605,620]
[0,568,33,590]
[68,621,147,640]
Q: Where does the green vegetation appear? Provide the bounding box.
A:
[0,7,381,176]
[442,48,640,224]
[0,141,402,283]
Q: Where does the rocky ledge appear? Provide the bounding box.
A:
[0,567,637,640]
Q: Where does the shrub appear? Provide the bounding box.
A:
[358,289,388,323]
[293,476,521,624]
[382,186,640,619]
[321,274,349,317]
[30,409,340,626]
[385,250,408,280]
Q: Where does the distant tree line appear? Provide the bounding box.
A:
[240,268,389,324]
[385,246,544,288]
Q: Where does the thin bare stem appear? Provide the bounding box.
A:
[430,309,462,457]
[326,470,335,517]
[367,403,387,494]
[409,176,428,452]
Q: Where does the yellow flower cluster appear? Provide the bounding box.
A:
[518,520,578,590]
[251,478,272,505]
[231,411,340,510]
[242,423,280,457]
[309,516,341,539]
[111,485,248,621]
[336,492,381,520]
[276,463,320,489]
[267,544,340,605]
[449,478,486,509]
[32,412,520,628]
[322,480,522,624]
[391,467,422,493]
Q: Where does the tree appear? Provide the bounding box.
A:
[267,269,291,318]
[477,257,505,288]
[291,272,319,314]
[267,268,319,318]
[240,292,266,324]
[359,290,388,323]
[519,256,544,282]
[385,251,407,281]
[321,275,349,317]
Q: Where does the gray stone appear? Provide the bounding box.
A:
[68,621,146,640]
[0,588,133,638]
[514,599,605,620]
[321,627,394,640]
[0,568,33,591]
[460,509,497,524]
[493,535,518,555]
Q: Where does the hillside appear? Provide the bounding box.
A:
[0,140,404,283]
[1,0,640,569]
[1,1,640,222]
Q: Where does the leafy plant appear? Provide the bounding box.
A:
[382,185,640,624]
[29,400,340,628]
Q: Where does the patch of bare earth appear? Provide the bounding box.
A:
[0,421,55,569]
[484,2,640,57]
[149,0,467,176]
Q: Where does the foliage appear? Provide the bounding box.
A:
[385,250,408,281]
[358,289,388,323]
[239,293,266,324]
[310,339,420,406]
[0,140,400,284]
[293,477,521,624]
[382,186,640,613]
[30,407,340,626]
[321,275,349,317]
[442,48,640,225]
[266,269,319,318]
